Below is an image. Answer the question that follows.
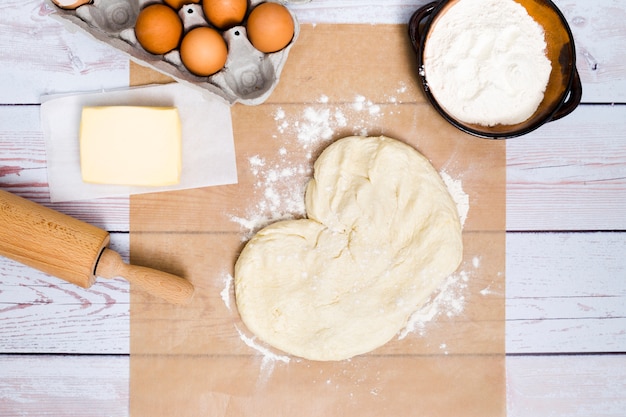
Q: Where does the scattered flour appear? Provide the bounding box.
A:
[236,327,291,364]
[220,273,233,311]
[229,92,396,238]
[273,94,383,151]
[229,155,308,239]
[398,269,469,340]
[441,171,470,227]
[221,272,291,380]
[226,89,476,362]
[236,327,291,384]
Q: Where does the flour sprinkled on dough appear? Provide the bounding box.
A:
[226,98,472,363]
[234,136,463,361]
[229,92,396,238]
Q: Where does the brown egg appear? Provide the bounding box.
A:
[180,27,228,76]
[247,2,294,53]
[163,0,201,10]
[135,4,183,55]
[203,0,248,30]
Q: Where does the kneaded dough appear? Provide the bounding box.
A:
[234,136,463,361]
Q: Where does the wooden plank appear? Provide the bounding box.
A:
[507,318,626,354]
[6,102,626,233]
[4,231,624,355]
[555,0,626,102]
[0,354,129,417]
[506,233,626,299]
[0,276,129,354]
[0,0,129,104]
[508,296,626,321]
[506,232,626,354]
[507,105,626,231]
[288,0,426,24]
[507,354,626,417]
[0,233,129,354]
[0,2,624,104]
[2,354,625,417]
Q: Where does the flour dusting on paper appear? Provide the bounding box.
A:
[236,327,291,385]
[229,90,404,237]
[236,327,290,364]
[220,272,291,381]
[441,171,470,227]
[228,153,309,240]
[398,174,470,340]
[236,327,291,367]
[226,89,473,362]
[398,270,469,340]
[220,273,234,311]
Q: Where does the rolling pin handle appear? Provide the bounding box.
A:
[95,248,194,305]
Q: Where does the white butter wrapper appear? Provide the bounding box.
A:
[41,83,238,202]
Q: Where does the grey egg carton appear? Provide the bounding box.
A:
[46,0,302,105]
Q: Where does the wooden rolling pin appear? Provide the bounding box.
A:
[0,190,194,304]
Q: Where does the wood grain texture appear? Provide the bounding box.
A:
[506,233,626,354]
[507,354,626,417]
[0,0,625,416]
[0,354,129,417]
[0,1,624,104]
[0,0,129,104]
[556,0,626,102]
[507,105,626,231]
[0,233,129,354]
[0,190,111,289]
[4,232,624,355]
[2,354,625,417]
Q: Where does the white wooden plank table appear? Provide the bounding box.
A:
[1,1,625,416]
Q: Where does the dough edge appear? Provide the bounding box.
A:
[234,135,463,361]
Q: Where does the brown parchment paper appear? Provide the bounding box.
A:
[130,24,506,417]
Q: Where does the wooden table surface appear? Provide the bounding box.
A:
[1,1,625,416]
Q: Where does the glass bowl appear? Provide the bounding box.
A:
[408,0,582,139]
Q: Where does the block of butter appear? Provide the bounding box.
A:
[79,106,182,186]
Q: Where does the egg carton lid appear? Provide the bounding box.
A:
[45,0,302,105]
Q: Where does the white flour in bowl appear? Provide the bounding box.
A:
[423,0,552,126]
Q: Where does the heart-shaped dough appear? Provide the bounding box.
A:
[234,136,462,361]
